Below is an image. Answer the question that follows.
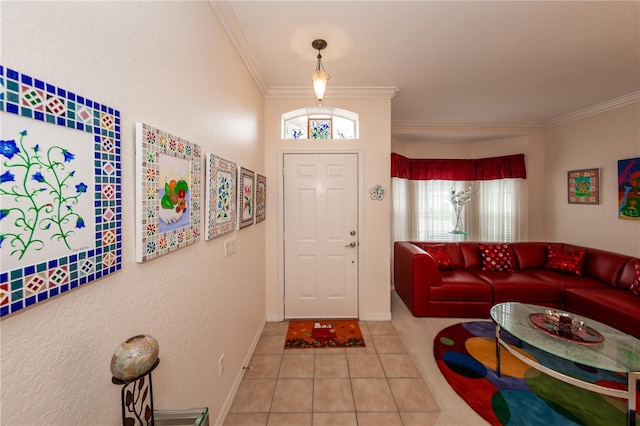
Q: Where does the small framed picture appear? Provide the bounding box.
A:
[205,154,237,239]
[238,167,254,229]
[255,174,266,223]
[568,168,600,204]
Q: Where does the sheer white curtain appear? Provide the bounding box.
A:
[391,178,522,242]
[391,177,411,242]
[414,180,468,241]
[476,179,520,242]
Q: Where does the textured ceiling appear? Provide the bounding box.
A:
[215,1,640,126]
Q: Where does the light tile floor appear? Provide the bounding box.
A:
[224,320,440,426]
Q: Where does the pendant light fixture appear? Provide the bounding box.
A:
[311,39,330,105]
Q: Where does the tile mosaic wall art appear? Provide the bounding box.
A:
[0,66,122,317]
[567,168,599,205]
[255,173,266,224]
[135,123,201,262]
[205,154,237,239]
[238,167,254,229]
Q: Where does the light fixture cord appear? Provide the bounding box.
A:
[316,52,324,73]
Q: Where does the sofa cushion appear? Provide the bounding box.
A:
[564,288,640,338]
[479,243,514,272]
[459,242,483,269]
[526,269,605,292]
[473,270,562,304]
[430,270,493,302]
[415,243,454,271]
[571,246,632,288]
[631,261,640,296]
[444,243,465,268]
[511,242,556,270]
[544,245,586,276]
[620,258,640,287]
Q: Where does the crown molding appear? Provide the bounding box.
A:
[209,1,269,96]
[267,86,400,99]
[392,121,544,135]
[392,91,640,135]
[208,4,638,129]
[545,91,640,128]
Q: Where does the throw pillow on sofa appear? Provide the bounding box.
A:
[416,243,455,271]
[479,243,514,272]
[544,245,587,276]
[631,260,640,297]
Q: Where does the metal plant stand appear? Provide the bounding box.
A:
[112,359,159,425]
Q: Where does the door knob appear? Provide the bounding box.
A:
[345,242,356,247]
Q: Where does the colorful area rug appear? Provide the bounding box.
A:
[434,321,640,426]
[285,319,365,348]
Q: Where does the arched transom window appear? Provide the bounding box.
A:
[282,107,359,140]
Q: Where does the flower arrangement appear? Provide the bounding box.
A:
[449,184,476,233]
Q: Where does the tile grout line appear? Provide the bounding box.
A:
[379,323,406,421]
[233,320,426,424]
[264,323,287,424]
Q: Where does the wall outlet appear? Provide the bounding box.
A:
[224,238,237,257]
[218,353,225,376]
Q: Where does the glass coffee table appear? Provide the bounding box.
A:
[490,302,640,426]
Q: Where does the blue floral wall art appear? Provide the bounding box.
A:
[0,66,122,317]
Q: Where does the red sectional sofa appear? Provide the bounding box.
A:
[393,241,640,339]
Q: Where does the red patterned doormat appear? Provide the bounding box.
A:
[284,320,366,349]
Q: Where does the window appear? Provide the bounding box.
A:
[282,107,358,140]
[414,180,466,241]
[392,178,521,242]
[476,179,520,242]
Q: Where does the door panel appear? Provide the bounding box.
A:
[284,153,358,318]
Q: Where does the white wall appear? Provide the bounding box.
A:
[264,98,392,322]
[1,2,265,424]
[544,103,640,256]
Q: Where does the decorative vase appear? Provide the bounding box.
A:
[110,334,159,381]
[452,204,464,233]
[449,184,475,234]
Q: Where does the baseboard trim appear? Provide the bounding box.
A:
[214,317,267,426]
[265,314,282,322]
[360,313,393,321]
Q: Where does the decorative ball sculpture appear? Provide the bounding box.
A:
[110,334,159,381]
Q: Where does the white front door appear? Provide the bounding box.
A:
[283,153,358,319]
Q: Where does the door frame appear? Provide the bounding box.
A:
[277,149,364,321]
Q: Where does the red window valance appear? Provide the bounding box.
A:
[391,153,527,181]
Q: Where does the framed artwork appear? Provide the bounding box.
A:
[238,167,254,229]
[567,168,600,205]
[0,66,122,317]
[135,122,201,262]
[618,157,640,220]
[205,154,237,239]
[255,174,266,223]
